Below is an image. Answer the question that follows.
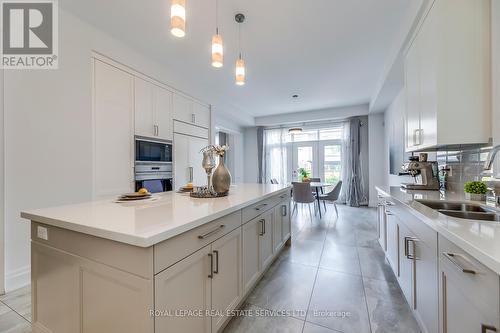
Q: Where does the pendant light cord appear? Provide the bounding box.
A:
[238,21,241,59]
[215,0,219,34]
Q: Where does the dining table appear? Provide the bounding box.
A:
[308,182,335,218]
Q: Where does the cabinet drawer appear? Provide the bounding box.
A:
[439,235,499,322]
[242,192,289,223]
[154,211,241,274]
[173,120,209,139]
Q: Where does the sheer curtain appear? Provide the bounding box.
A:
[338,118,367,207]
[263,128,289,185]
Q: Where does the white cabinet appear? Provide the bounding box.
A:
[259,211,274,270]
[155,245,212,333]
[173,93,210,129]
[377,200,387,252]
[404,0,491,151]
[173,133,208,188]
[135,77,173,141]
[211,228,242,332]
[93,59,135,198]
[385,213,399,275]
[242,218,261,295]
[275,199,291,245]
[282,200,291,241]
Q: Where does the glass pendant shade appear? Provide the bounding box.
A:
[211,33,223,68]
[170,0,186,38]
[235,57,245,86]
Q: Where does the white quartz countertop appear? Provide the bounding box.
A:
[376,186,500,275]
[21,184,291,247]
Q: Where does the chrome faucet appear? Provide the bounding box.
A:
[484,145,500,170]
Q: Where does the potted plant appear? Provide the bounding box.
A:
[464,181,487,201]
[298,168,310,182]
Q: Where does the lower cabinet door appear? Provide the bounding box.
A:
[273,205,283,253]
[386,214,399,274]
[398,222,413,306]
[211,228,243,332]
[155,245,212,333]
[242,218,261,294]
[259,211,274,271]
[281,201,291,242]
[377,203,387,251]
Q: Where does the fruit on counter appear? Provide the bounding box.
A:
[138,188,149,194]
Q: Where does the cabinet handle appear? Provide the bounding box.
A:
[213,250,219,274]
[281,205,287,217]
[386,210,394,216]
[198,225,225,239]
[482,324,498,333]
[443,252,477,275]
[191,113,196,123]
[405,237,419,260]
[259,219,265,236]
[279,194,287,199]
[386,201,395,206]
[189,167,193,183]
[254,203,268,211]
[442,272,448,333]
[208,253,214,279]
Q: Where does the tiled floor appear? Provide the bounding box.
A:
[0,204,421,333]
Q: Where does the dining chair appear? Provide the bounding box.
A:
[292,182,317,220]
[318,181,342,216]
[270,178,278,184]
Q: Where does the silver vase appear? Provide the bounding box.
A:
[212,156,231,194]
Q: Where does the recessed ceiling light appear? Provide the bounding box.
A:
[292,94,299,99]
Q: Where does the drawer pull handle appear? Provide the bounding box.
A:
[255,203,268,211]
[386,201,395,206]
[282,205,287,217]
[259,219,265,236]
[198,225,225,239]
[280,194,287,199]
[213,250,219,274]
[482,324,498,333]
[443,252,477,275]
[208,253,214,279]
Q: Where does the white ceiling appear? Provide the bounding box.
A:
[61,0,421,120]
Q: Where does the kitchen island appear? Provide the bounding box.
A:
[21,184,292,333]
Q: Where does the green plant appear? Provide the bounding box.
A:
[298,168,310,178]
[464,181,487,194]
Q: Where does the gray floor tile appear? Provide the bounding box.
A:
[307,269,371,333]
[279,238,324,267]
[356,229,379,248]
[319,243,361,276]
[246,260,317,318]
[357,246,397,283]
[0,303,32,333]
[302,322,342,333]
[0,286,31,322]
[363,277,407,309]
[223,304,304,333]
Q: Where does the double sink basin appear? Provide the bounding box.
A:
[416,199,500,222]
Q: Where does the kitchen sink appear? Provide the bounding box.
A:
[415,199,500,222]
[437,210,500,222]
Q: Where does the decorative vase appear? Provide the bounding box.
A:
[465,193,486,201]
[212,156,231,194]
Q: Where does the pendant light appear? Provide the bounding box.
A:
[211,0,223,68]
[170,0,186,38]
[235,13,246,86]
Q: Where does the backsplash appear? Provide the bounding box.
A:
[437,147,498,193]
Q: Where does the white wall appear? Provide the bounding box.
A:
[0,68,4,294]
[3,9,244,291]
[243,128,259,183]
[493,0,500,167]
[368,113,387,207]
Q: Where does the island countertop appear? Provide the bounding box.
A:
[376,186,500,275]
[21,184,291,247]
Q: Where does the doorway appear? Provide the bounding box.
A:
[292,140,342,183]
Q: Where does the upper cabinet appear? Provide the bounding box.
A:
[135,77,173,141]
[404,0,491,152]
[173,94,211,129]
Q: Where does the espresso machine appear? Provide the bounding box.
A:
[401,161,440,190]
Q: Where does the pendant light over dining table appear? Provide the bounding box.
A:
[235,13,246,86]
[211,0,223,68]
[170,0,186,38]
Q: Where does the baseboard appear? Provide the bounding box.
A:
[5,265,30,292]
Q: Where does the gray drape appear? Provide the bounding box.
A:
[338,118,367,207]
[257,126,264,183]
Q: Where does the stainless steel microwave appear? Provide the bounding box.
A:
[135,137,172,163]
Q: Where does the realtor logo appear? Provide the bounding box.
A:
[1,0,58,69]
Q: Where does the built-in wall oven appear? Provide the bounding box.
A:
[135,138,173,193]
